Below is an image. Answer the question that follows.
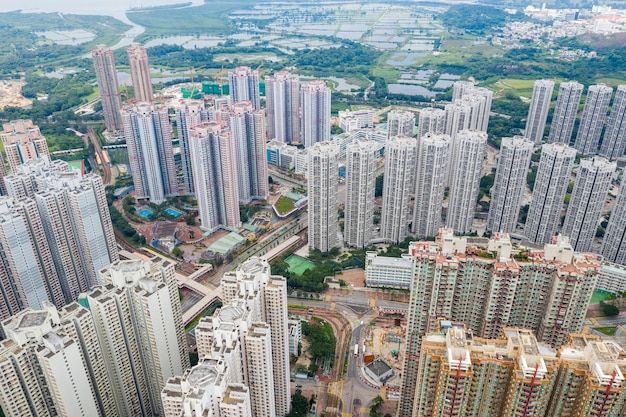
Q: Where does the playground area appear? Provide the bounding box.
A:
[286,254,315,276]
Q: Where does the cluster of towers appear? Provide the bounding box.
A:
[161,257,290,417]
[0,120,119,331]
[0,257,190,417]
[397,230,606,417]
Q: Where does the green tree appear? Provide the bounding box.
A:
[172,247,183,257]
[600,301,620,317]
[375,174,384,197]
[286,389,310,417]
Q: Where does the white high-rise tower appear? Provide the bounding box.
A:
[228,67,260,110]
[562,156,615,252]
[308,142,339,252]
[380,136,417,243]
[188,122,241,232]
[524,142,576,244]
[228,101,268,203]
[122,103,178,204]
[418,107,446,139]
[344,138,378,248]
[387,110,416,138]
[265,71,300,143]
[446,130,487,235]
[601,170,626,265]
[412,132,450,238]
[574,84,613,155]
[599,85,626,161]
[487,136,534,234]
[300,80,331,147]
[524,79,554,144]
[175,100,207,195]
[547,81,584,144]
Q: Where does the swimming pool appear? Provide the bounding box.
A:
[137,208,154,219]
[165,207,184,218]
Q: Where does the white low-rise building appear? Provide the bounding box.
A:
[597,262,626,295]
[365,252,414,289]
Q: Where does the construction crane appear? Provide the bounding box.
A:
[215,66,228,95]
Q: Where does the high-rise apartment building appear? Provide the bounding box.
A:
[446,130,487,235]
[601,170,626,265]
[444,100,475,185]
[229,66,260,110]
[265,70,300,143]
[397,231,601,417]
[188,121,241,232]
[1,120,50,172]
[0,304,113,417]
[525,79,555,144]
[0,157,118,318]
[574,84,613,155]
[562,156,615,252]
[175,100,207,195]
[452,81,493,131]
[126,43,153,102]
[163,257,290,417]
[386,110,415,138]
[300,80,331,147]
[229,101,268,203]
[524,142,576,244]
[88,258,189,417]
[487,136,534,234]
[412,132,450,238]
[122,102,178,204]
[547,81,584,144]
[412,323,626,417]
[599,85,626,161]
[417,107,446,139]
[0,258,186,417]
[91,45,123,131]
[380,136,417,244]
[308,142,339,252]
[344,139,377,248]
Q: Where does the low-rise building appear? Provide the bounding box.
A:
[365,252,414,289]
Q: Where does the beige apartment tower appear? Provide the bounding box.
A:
[1,120,50,171]
[126,43,153,102]
[91,45,123,131]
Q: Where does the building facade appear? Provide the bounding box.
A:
[524,142,576,244]
[265,71,300,143]
[547,81,584,144]
[91,45,123,131]
[574,84,613,155]
[562,156,615,252]
[344,138,377,248]
[0,120,50,172]
[387,110,415,138]
[487,136,534,234]
[300,80,331,147]
[380,136,417,243]
[446,130,487,235]
[599,85,626,161]
[412,132,450,238]
[229,67,260,110]
[525,79,555,144]
[308,142,339,252]
[126,43,153,103]
[601,170,626,266]
[175,100,207,195]
[122,103,178,204]
[188,122,241,232]
[417,107,446,139]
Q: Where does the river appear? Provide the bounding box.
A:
[1,0,205,48]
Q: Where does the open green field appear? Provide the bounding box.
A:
[274,195,296,215]
[285,255,315,276]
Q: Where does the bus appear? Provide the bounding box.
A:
[354,344,359,356]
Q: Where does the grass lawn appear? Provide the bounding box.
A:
[594,326,617,336]
[274,195,296,215]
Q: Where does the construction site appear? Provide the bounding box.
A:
[361,315,406,393]
[0,79,32,109]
